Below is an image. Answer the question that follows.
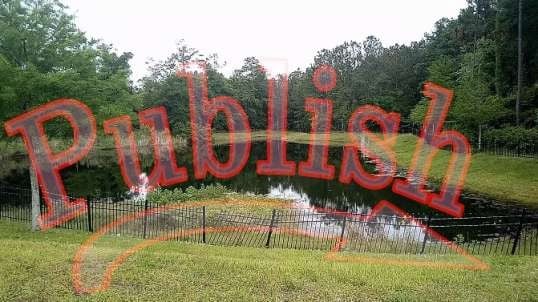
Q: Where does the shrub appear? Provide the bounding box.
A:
[482,126,538,149]
[147,184,231,204]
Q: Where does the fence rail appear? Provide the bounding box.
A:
[0,187,537,256]
[399,122,538,159]
[478,139,537,158]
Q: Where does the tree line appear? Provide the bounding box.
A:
[1,0,537,148]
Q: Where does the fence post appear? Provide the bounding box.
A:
[30,168,40,231]
[202,206,206,244]
[511,210,526,255]
[420,215,432,254]
[86,198,93,232]
[266,209,277,248]
[339,216,347,244]
[143,198,149,239]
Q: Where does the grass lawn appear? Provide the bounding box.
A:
[213,131,538,208]
[1,220,537,301]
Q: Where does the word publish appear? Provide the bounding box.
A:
[4,63,471,229]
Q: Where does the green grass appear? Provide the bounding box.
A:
[213,131,538,207]
[1,220,537,301]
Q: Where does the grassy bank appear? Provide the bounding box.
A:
[0,220,536,301]
[213,131,538,207]
[393,134,538,207]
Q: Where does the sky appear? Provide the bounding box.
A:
[62,0,468,82]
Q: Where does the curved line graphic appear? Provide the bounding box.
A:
[71,199,490,294]
[73,225,334,294]
[72,199,319,294]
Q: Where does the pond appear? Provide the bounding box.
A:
[1,142,532,219]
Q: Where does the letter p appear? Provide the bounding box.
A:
[4,99,96,230]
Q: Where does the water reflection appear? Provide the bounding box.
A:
[267,184,427,244]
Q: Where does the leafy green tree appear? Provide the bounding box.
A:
[140,40,228,135]
[409,55,458,124]
[494,0,538,126]
[0,0,137,137]
[228,57,267,130]
[452,39,506,147]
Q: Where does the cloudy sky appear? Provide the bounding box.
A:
[62,0,467,81]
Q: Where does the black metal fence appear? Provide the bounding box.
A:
[399,122,538,159]
[478,139,537,158]
[1,186,537,256]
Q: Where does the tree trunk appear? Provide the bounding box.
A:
[516,0,523,125]
[494,6,503,97]
[478,125,482,152]
[30,168,40,231]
